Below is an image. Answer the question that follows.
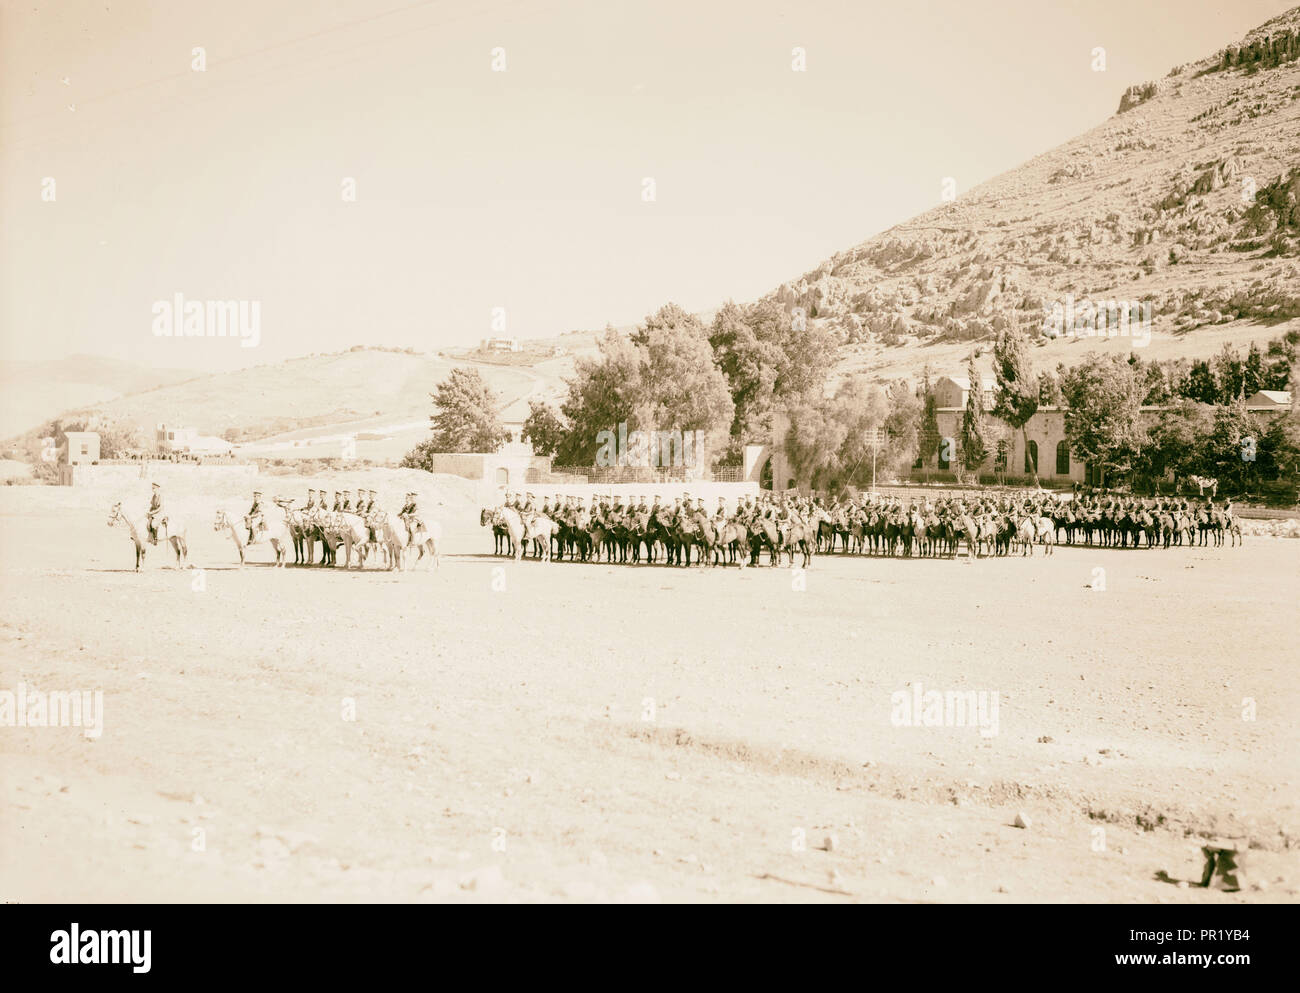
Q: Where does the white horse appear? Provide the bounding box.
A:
[108,502,188,571]
[521,513,557,562]
[382,513,442,571]
[323,512,371,569]
[214,505,291,567]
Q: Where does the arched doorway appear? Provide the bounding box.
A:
[1055,440,1070,477]
[495,467,509,486]
[760,457,773,490]
[1024,440,1039,475]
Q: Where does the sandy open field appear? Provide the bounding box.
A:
[1,478,1297,903]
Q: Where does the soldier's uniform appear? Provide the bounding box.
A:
[147,483,165,544]
[400,492,423,533]
[247,491,264,543]
[305,489,318,511]
[332,492,343,512]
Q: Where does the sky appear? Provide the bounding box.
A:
[1,0,1293,371]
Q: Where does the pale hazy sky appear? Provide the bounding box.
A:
[1,0,1292,370]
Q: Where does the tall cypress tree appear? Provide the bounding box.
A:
[991,328,1040,484]
[960,355,989,479]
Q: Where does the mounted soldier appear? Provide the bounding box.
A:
[246,490,264,544]
[146,482,165,545]
[400,491,424,535]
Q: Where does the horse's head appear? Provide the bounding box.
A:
[107,503,123,527]
[213,509,228,530]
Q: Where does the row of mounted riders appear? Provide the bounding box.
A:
[812,499,1242,556]
[480,498,1243,568]
[216,499,442,569]
[107,496,439,571]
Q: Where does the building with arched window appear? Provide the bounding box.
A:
[917,372,1293,485]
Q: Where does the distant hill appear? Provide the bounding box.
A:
[768,6,1300,384]
[1,347,574,455]
[11,10,1300,456]
[0,354,203,437]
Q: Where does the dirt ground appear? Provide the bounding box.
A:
[1,481,1297,903]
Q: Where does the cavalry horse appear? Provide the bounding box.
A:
[521,514,558,562]
[213,505,292,567]
[383,513,442,570]
[109,502,188,571]
[481,507,527,562]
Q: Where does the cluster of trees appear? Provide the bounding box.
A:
[1136,333,1297,406]
[936,330,1300,494]
[25,416,140,460]
[18,416,143,480]
[404,310,1300,500]
[522,301,835,468]
[1058,352,1300,493]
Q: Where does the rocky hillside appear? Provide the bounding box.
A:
[770,7,1300,358]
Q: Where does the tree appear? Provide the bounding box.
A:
[521,400,567,459]
[708,298,834,456]
[1243,341,1265,397]
[1213,343,1245,402]
[633,305,735,469]
[1037,370,1063,407]
[1060,354,1147,484]
[1141,360,1173,405]
[708,301,780,451]
[991,328,1039,483]
[1138,400,1215,492]
[1258,377,1300,494]
[783,397,846,491]
[779,376,918,493]
[33,416,141,461]
[985,419,1013,485]
[959,356,989,479]
[424,367,506,454]
[1202,395,1261,493]
[556,329,642,465]
[554,307,734,469]
[1180,359,1219,404]
[829,377,890,489]
[917,371,941,477]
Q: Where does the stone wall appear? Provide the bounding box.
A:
[59,461,260,489]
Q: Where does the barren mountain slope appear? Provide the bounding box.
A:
[771,7,1300,381]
